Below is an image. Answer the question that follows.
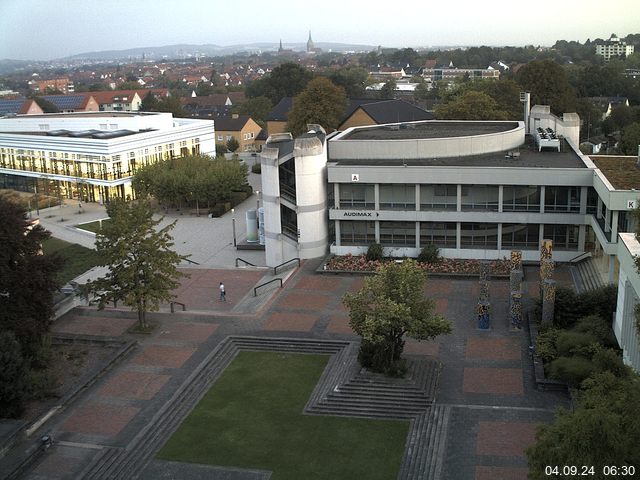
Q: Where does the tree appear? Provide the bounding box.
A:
[226,136,240,152]
[329,66,370,98]
[286,77,347,136]
[0,331,29,418]
[620,122,640,155]
[342,260,452,375]
[379,79,397,99]
[140,91,159,112]
[516,59,577,115]
[0,196,61,356]
[83,200,188,328]
[233,96,272,127]
[526,371,640,479]
[155,95,186,117]
[245,62,314,104]
[435,90,509,120]
[32,96,59,113]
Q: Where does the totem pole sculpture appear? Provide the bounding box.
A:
[477,261,491,330]
[509,250,523,329]
[539,239,556,325]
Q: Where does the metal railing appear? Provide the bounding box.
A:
[274,257,300,275]
[170,301,186,313]
[183,257,200,265]
[569,251,592,263]
[254,278,283,296]
[235,257,256,267]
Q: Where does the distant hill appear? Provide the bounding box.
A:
[60,42,378,61]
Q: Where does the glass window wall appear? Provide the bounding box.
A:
[502,186,540,212]
[461,185,499,211]
[420,185,457,210]
[544,186,580,212]
[379,184,415,210]
[340,221,376,245]
[543,224,579,250]
[420,222,457,248]
[460,223,499,249]
[380,221,416,246]
[339,184,375,209]
[502,223,540,249]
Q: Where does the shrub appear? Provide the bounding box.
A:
[230,191,247,207]
[535,327,561,363]
[555,331,600,358]
[209,203,227,217]
[573,314,617,347]
[550,286,580,328]
[592,348,630,378]
[358,339,407,377]
[551,284,618,329]
[0,331,29,418]
[417,244,440,264]
[365,242,384,262]
[216,143,228,154]
[548,356,597,387]
[251,163,261,174]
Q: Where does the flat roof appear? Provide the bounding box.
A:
[330,137,586,169]
[341,121,520,141]
[590,155,640,190]
[6,112,159,119]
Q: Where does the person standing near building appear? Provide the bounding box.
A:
[219,282,226,302]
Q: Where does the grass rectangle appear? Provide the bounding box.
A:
[42,237,101,284]
[75,218,111,233]
[157,351,409,480]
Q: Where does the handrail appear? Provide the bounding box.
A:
[236,257,256,267]
[254,278,283,296]
[183,257,200,265]
[273,257,300,275]
[170,301,186,313]
[569,251,592,263]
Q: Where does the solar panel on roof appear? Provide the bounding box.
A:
[42,95,84,109]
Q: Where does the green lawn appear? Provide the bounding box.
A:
[42,237,101,284]
[75,218,111,233]
[157,351,409,480]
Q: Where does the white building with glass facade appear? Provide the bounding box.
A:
[0,111,215,202]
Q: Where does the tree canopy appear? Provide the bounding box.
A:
[328,66,370,98]
[343,260,452,375]
[435,90,509,120]
[286,77,347,136]
[232,96,273,127]
[245,62,314,104]
[83,199,188,328]
[132,154,249,210]
[0,196,61,356]
[620,122,640,155]
[517,59,577,115]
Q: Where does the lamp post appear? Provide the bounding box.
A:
[231,208,237,247]
[34,183,39,216]
[256,190,260,211]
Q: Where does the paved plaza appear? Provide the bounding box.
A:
[5,185,574,480]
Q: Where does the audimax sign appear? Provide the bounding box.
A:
[342,211,379,217]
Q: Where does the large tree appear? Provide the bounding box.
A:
[526,371,640,479]
[0,196,61,356]
[286,77,347,136]
[620,122,640,155]
[83,200,188,328]
[435,90,509,120]
[516,59,577,115]
[232,96,273,127]
[329,66,371,98]
[343,260,452,375]
[245,63,314,104]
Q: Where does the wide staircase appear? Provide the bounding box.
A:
[571,256,606,293]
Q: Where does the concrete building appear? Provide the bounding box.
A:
[421,66,500,82]
[595,34,634,61]
[0,111,215,202]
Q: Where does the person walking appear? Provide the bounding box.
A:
[219,282,226,302]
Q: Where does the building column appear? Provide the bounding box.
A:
[578,224,586,251]
[597,196,603,220]
[415,184,420,212]
[374,184,380,211]
[334,183,340,209]
[415,221,420,249]
[608,254,615,284]
[611,211,619,242]
[457,184,462,212]
[335,220,341,247]
[539,186,545,213]
[456,222,461,249]
[539,223,545,248]
[497,223,503,251]
[580,186,588,215]
[498,185,503,213]
[375,221,380,243]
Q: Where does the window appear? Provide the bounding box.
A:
[340,221,376,245]
[503,186,540,212]
[226,135,232,141]
[217,135,223,141]
[543,224,579,250]
[544,186,580,213]
[379,184,415,210]
[420,222,457,247]
[339,184,374,209]
[380,221,416,246]
[461,185,499,211]
[421,184,457,210]
[460,223,498,249]
[502,224,539,249]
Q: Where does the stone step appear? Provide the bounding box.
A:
[324,394,429,411]
[421,405,451,480]
[81,447,125,480]
[306,404,419,419]
[398,412,428,479]
[334,384,430,399]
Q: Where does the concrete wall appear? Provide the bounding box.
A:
[614,233,640,372]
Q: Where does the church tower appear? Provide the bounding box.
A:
[306,31,315,52]
[278,39,283,53]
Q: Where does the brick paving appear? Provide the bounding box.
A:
[20,260,572,480]
[60,402,140,437]
[463,367,524,395]
[98,371,171,400]
[133,345,196,369]
[476,421,538,457]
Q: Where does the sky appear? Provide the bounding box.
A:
[1,0,639,61]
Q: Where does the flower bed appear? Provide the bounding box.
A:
[325,254,511,276]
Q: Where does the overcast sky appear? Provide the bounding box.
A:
[1,0,639,61]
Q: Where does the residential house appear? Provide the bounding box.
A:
[215,114,262,152]
[41,94,99,113]
[595,34,634,61]
[0,98,43,116]
[28,77,74,94]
